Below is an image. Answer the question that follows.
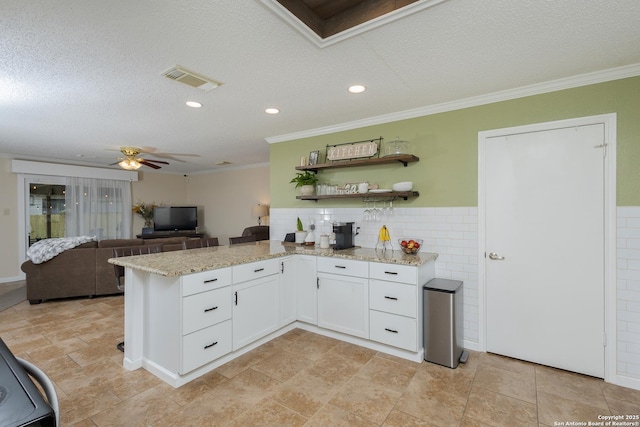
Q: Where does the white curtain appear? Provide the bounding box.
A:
[65,177,131,240]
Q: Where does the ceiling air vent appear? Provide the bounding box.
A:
[162,66,221,92]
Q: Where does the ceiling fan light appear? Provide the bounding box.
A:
[118,159,142,170]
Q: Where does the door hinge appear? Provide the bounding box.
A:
[603,332,607,347]
[316,277,319,289]
[281,261,284,273]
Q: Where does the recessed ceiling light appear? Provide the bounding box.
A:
[186,101,202,108]
[348,85,366,94]
[265,108,280,114]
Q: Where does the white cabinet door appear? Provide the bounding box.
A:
[317,272,368,338]
[232,274,280,350]
[279,257,296,326]
[295,255,318,325]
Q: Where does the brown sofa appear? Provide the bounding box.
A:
[21,237,191,304]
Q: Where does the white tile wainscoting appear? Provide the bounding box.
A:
[617,207,640,380]
[271,206,640,386]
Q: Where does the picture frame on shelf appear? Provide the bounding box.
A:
[309,150,319,165]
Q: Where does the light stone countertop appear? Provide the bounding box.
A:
[108,240,438,277]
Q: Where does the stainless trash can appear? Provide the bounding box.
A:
[423,278,466,368]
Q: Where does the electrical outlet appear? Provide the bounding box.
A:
[2,208,9,215]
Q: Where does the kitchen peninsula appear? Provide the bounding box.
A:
[109,241,437,387]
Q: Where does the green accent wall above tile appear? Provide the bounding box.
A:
[270,76,640,208]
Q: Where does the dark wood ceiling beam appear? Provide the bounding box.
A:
[276,0,324,38]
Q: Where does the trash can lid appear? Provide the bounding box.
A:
[424,278,463,293]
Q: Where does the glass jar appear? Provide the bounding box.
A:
[383,137,410,157]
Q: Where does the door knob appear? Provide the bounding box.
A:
[488,252,505,260]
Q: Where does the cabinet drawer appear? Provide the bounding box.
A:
[232,258,280,283]
[181,320,232,374]
[182,268,232,296]
[369,279,417,318]
[369,310,417,352]
[183,286,232,335]
[369,262,417,284]
[317,257,368,277]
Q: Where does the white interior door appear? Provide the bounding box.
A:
[484,123,605,378]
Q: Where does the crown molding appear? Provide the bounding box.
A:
[266,63,640,144]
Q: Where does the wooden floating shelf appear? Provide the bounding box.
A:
[295,154,419,172]
[296,191,419,201]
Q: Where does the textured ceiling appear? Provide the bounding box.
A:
[1,0,639,174]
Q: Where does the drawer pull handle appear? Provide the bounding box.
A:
[203,278,218,283]
[234,291,238,305]
[254,268,265,273]
[384,296,398,301]
[204,341,218,350]
[204,306,218,312]
[384,328,399,334]
[335,265,346,269]
[384,271,398,275]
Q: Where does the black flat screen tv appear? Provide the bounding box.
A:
[153,206,198,232]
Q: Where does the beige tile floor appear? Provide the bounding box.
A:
[1,295,638,426]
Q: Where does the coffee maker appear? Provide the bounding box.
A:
[333,222,355,250]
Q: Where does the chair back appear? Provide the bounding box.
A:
[182,237,219,250]
[241,226,269,241]
[112,244,162,290]
[229,235,257,245]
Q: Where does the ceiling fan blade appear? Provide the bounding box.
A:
[139,160,162,169]
[141,159,170,165]
[139,147,200,162]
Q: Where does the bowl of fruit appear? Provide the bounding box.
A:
[398,238,422,254]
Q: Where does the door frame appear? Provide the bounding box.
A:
[478,113,617,382]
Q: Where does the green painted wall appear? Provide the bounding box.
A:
[270,76,640,208]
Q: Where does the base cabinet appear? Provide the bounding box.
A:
[232,274,280,350]
[128,251,435,388]
[182,320,232,374]
[295,255,318,325]
[279,257,297,326]
[317,272,369,339]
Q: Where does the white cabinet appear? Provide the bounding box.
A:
[317,258,369,339]
[368,262,428,352]
[279,257,297,326]
[180,269,233,374]
[232,260,280,350]
[182,320,232,374]
[182,286,232,335]
[295,255,318,325]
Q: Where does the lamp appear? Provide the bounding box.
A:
[118,159,142,170]
[252,204,269,225]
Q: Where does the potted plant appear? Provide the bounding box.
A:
[295,217,307,244]
[133,201,157,234]
[289,170,318,196]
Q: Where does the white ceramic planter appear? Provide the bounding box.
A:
[295,231,308,244]
[300,185,315,196]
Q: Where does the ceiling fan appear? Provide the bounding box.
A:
[111,146,169,170]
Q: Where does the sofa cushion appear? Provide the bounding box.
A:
[76,241,99,249]
[98,239,144,248]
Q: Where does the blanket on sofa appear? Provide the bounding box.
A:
[26,236,97,264]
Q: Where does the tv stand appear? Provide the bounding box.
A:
[136,231,204,239]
